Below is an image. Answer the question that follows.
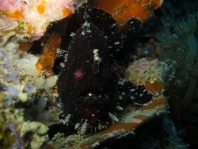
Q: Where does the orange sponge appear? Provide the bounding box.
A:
[145,80,165,96]
[36,33,61,74]
[90,0,163,26]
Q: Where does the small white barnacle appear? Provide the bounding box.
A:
[130,88,135,92]
[118,95,122,100]
[139,94,143,97]
[63,114,71,125]
[124,3,130,7]
[79,119,89,134]
[116,7,122,14]
[121,92,125,95]
[108,46,112,49]
[60,62,65,68]
[130,96,135,100]
[70,32,75,37]
[146,91,150,95]
[82,21,90,28]
[118,78,126,85]
[109,113,119,122]
[98,123,103,130]
[111,23,116,28]
[81,31,85,36]
[91,142,100,148]
[74,123,80,130]
[116,106,123,110]
[114,41,120,45]
[93,49,102,62]
[143,89,147,92]
[97,123,107,131]
[86,29,91,33]
[57,48,62,55]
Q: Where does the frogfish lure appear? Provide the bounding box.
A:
[58,22,118,131]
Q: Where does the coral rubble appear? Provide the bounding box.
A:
[0,31,59,148]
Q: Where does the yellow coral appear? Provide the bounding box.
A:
[0,93,16,149]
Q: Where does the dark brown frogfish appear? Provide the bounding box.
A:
[58,22,118,132]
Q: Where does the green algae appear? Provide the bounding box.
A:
[0,92,15,149]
